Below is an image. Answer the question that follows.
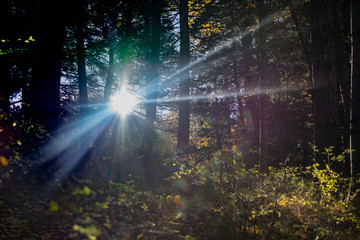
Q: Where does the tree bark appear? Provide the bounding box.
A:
[104,48,115,102]
[257,0,268,172]
[0,0,10,112]
[29,1,66,132]
[177,0,191,151]
[351,0,360,175]
[141,0,162,173]
[242,27,259,152]
[333,0,350,150]
[311,0,342,156]
[76,0,88,116]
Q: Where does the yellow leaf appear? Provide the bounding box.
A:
[12,122,16,127]
[137,233,143,240]
[0,156,8,166]
[49,201,59,212]
[83,186,91,195]
[173,195,181,205]
[17,140,22,146]
[166,195,172,200]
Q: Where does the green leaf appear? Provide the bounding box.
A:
[96,202,108,209]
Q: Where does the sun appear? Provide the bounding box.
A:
[110,88,139,116]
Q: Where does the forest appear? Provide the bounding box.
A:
[1,0,360,239]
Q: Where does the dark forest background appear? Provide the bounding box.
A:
[0,0,360,239]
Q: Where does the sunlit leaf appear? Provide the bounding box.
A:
[83,186,91,195]
[173,195,181,205]
[72,186,92,196]
[49,201,59,212]
[96,202,108,209]
[0,156,8,167]
[73,224,100,240]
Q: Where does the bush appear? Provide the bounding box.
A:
[166,146,360,239]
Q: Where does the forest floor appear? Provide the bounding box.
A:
[0,175,75,239]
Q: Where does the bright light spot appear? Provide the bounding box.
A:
[110,88,139,116]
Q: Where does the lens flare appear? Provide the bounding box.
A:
[110,88,139,116]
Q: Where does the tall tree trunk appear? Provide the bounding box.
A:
[311,0,342,157]
[333,0,351,173]
[257,0,268,172]
[0,0,10,113]
[141,0,162,175]
[242,27,259,153]
[104,48,115,102]
[351,0,360,175]
[74,0,91,179]
[290,5,313,165]
[334,0,351,147]
[76,0,88,116]
[177,0,191,151]
[233,59,245,126]
[29,1,66,133]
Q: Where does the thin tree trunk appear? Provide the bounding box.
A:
[104,48,115,102]
[76,0,88,116]
[177,0,191,151]
[257,0,268,172]
[234,66,245,126]
[242,27,259,152]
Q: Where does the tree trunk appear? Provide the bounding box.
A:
[141,0,162,177]
[242,27,259,152]
[0,0,10,113]
[29,1,66,132]
[257,0,268,172]
[177,0,191,151]
[351,0,360,175]
[311,0,342,157]
[76,0,88,116]
[104,48,115,102]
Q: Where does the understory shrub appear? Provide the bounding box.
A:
[165,146,360,239]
